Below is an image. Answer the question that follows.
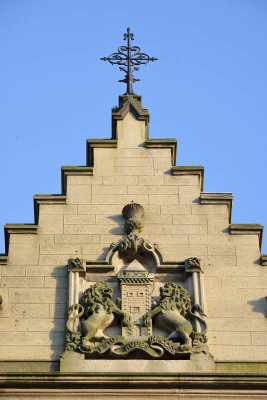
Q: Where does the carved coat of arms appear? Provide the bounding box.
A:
[64,203,208,359]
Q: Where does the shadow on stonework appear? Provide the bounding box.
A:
[248,298,267,317]
[49,265,69,367]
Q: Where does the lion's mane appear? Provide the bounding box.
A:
[159,283,192,316]
[79,282,113,318]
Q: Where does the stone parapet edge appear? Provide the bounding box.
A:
[200,192,233,222]
[61,166,94,194]
[230,224,264,250]
[172,166,204,190]
[0,254,7,265]
[4,224,38,254]
[34,194,66,223]
[146,139,177,166]
[86,139,118,166]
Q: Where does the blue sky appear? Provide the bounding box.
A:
[0,0,266,253]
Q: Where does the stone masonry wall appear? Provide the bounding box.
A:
[0,110,266,363]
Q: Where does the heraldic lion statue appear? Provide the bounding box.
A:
[80,282,131,347]
[66,282,131,350]
[144,282,207,350]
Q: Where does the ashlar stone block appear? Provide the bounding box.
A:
[179,186,200,204]
[8,243,39,265]
[66,184,92,204]
[39,215,63,234]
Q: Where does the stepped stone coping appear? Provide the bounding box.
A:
[230,224,264,250]
[0,254,8,265]
[146,138,177,166]
[112,94,150,139]
[200,192,233,222]
[61,166,93,194]
[261,255,267,266]
[34,194,67,223]
[86,139,118,166]
[172,166,204,191]
[4,224,38,254]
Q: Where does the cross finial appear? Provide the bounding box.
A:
[100,28,158,95]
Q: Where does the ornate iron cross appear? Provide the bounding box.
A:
[100,28,158,95]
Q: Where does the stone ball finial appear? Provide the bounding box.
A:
[122,202,145,234]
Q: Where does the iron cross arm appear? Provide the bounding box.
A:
[100,28,158,95]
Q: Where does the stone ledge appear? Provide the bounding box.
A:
[0,254,8,265]
[172,166,204,191]
[86,139,117,166]
[34,195,66,223]
[4,224,38,254]
[200,192,233,222]
[230,224,264,250]
[146,139,177,166]
[0,372,266,394]
[261,255,267,266]
[61,166,94,194]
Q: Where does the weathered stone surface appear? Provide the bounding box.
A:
[26,265,67,277]
[67,175,102,185]
[125,148,171,158]
[165,175,199,186]
[9,234,54,244]
[138,176,164,185]
[114,157,153,167]
[208,245,236,255]
[173,215,207,225]
[67,184,92,204]
[2,266,26,276]
[9,288,67,303]
[2,276,44,288]
[39,215,63,234]
[54,234,100,244]
[40,244,81,255]
[8,303,50,318]
[208,331,251,345]
[92,194,149,205]
[0,345,64,360]
[44,276,68,288]
[154,158,172,175]
[161,204,191,214]
[103,175,138,185]
[208,318,267,332]
[149,194,178,204]
[192,204,228,215]
[0,318,28,332]
[8,244,39,265]
[207,300,266,318]
[207,215,229,234]
[28,318,66,332]
[209,345,267,361]
[179,186,200,204]
[39,205,77,215]
[128,185,178,194]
